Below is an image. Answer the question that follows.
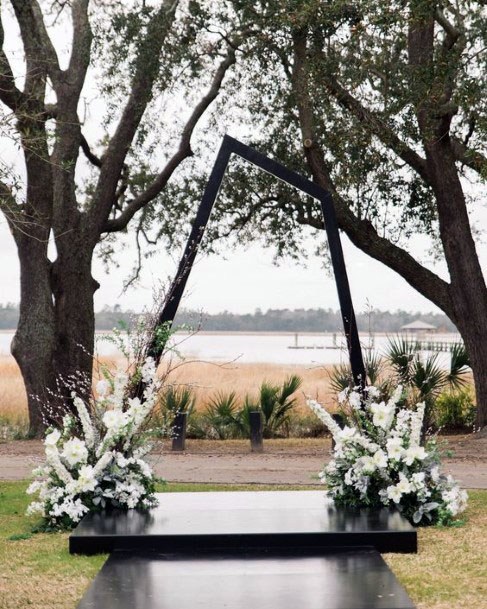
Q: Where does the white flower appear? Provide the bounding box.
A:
[45,429,61,447]
[70,465,97,494]
[26,501,45,517]
[372,450,388,469]
[72,393,96,449]
[386,437,404,460]
[337,426,357,441]
[348,391,362,409]
[411,472,426,491]
[103,409,128,431]
[386,485,403,503]
[344,469,355,486]
[357,456,376,474]
[403,446,427,466]
[306,399,342,439]
[46,447,73,485]
[410,402,425,447]
[365,386,380,399]
[396,473,412,495]
[92,451,114,477]
[370,402,394,430]
[430,465,440,482]
[337,388,349,404]
[26,480,43,495]
[96,379,110,397]
[141,357,156,383]
[61,437,89,467]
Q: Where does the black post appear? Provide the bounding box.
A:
[172,412,187,452]
[249,410,263,453]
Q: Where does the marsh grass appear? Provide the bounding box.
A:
[0,355,336,437]
[0,481,486,609]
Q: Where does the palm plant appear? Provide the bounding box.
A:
[203,391,241,439]
[155,385,196,434]
[257,375,302,438]
[385,337,471,430]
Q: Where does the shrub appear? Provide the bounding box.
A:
[433,388,476,432]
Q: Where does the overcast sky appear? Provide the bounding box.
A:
[2,211,485,315]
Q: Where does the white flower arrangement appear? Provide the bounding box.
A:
[308,386,468,525]
[26,357,161,530]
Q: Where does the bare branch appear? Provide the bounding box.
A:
[80,133,102,167]
[67,0,92,95]
[435,8,461,49]
[103,47,236,233]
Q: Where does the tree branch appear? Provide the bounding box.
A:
[451,137,487,175]
[67,0,91,95]
[323,74,431,184]
[291,29,453,318]
[11,0,62,94]
[89,0,180,232]
[80,134,102,167]
[103,47,236,233]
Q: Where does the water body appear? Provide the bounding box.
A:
[0,331,458,367]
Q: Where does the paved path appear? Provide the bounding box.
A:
[1,439,486,488]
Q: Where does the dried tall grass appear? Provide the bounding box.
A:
[160,359,336,413]
[0,354,336,429]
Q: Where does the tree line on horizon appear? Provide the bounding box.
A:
[0,303,457,333]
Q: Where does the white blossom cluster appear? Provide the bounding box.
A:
[308,386,468,525]
[26,358,161,529]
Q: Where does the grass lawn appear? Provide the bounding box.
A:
[0,482,486,609]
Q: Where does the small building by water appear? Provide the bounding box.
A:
[400,320,437,336]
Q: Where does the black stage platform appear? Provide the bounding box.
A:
[70,491,417,555]
[72,491,417,609]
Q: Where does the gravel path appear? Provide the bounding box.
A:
[1,436,486,488]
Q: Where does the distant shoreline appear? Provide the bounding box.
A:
[0,329,462,338]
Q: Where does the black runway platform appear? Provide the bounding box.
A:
[76,548,416,609]
[72,491,417,608]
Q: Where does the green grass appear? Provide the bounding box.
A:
[0,481,486,609]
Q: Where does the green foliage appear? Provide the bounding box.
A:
[202,391,242,439]
[433,388,476,432]
[257,375,302,438]
[194,376,302,439]
[385,338,471,428]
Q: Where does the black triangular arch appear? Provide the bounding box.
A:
[150,135,366,386]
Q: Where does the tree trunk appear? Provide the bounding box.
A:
[11,239,56,437]
[51,236,98,407]
[11,231,98,437]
